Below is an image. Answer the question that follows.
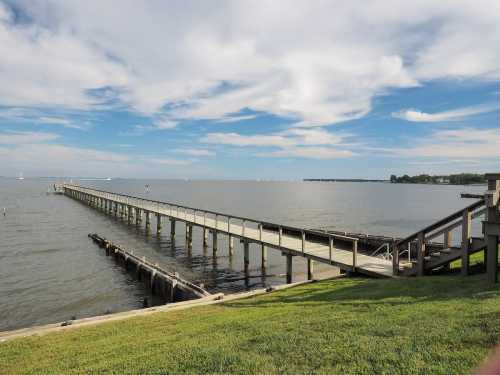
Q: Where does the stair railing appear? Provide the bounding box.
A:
[392,199,486,276]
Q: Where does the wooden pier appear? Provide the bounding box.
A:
[61,173,500,283]
[62,184,392,281]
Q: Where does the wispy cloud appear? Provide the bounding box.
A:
[148,158,194,166]
[38,117,83,129]
[388,127,500,158]
[202,128,354,159]
[392,103,500,122]
[127,118,178,135]
[0,131,59,144]
[215,114,259,123]
[173,148,215,156]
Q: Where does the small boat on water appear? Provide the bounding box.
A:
[16,172,24,180]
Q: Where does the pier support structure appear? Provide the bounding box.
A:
[485,174,500,284]
[286,253,293,284]
[170,218,176,239]
[261,244,267,269]
[228,235,234,256]
[307,259,314,280]
[145,211,151,232]
[156,214,162,235]
[212,230,218,254]
[243,241,250,276]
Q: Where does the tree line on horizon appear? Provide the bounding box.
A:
[390,173,486,185]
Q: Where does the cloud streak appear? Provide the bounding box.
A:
[202,128,354,159]
[392,103,500,122]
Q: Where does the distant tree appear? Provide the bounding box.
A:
[390,174,397,183]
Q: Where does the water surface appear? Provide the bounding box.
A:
[0,178,484,331]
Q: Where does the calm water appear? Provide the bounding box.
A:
[0,178,484,331]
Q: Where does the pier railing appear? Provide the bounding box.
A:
[63,184,359,268]
[392,199,486,275]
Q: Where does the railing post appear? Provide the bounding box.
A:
[461,208,472,276]
[485,173,500,284]
[279,226,282,248]
[392,240,399,276]
[352,240,357,272]
[329,236,333,262]
[444,230,453,248]
[301,231,305,253]
[417,232,426,276]
[242,220,246,236]
[259,223,263,241]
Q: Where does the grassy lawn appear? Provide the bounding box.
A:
[1,275,500,374]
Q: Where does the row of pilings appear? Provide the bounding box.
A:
[88,233,211,304]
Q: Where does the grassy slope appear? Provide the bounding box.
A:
[1,275,500,375]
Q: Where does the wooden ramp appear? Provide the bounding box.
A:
[62,184,394,278]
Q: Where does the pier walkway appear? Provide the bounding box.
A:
[61,173,500,283]
[62,184,393,280]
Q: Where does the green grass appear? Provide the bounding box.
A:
[450,246,500,270]
[1,275,500,374]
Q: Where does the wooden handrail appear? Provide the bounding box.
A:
[64,184,358,244]
[396,199,485,247]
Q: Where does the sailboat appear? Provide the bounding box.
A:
[16,172,24,180]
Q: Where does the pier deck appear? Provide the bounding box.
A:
[62,184,393,279]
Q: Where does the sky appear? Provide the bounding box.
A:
[0,0,500,179]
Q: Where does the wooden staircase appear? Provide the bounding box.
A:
[392,199,488,276]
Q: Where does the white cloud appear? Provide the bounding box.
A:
[0,131,59,144]
[129,118,178,134]
[258,147,353,160]
[202,128,354,159]
[4,1,500,126]
[38,117,83,129]
[390,127,500,158]
[393,103,500,122]
[215,114,258,123]
[173,148,215,156]
[148,158,194,166]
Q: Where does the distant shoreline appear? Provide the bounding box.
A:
[303,179,487,186]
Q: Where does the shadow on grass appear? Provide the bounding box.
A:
[222,273,500,309]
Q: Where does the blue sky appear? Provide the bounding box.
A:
[0,1,500,179]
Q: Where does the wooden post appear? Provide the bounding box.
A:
[170,218,176,239]
[156,214,162,235]
[301,231,306,253]
[417,232,426,276]
[461,209,472,276]
[127,205,133,224]
[329,236,333,262]
[212,230,218,254]
[145,211,151,232]
[135,208,140,225]
[392,240,399,276]
[485,174,500,284]
[261,244,267,269]
[186,224,193,248]
[203,228,208,247]
[286,254,293,284]
[307,259,314,280]
[444,230,453,248]
[228,235,234,256]
[244,241,250,276]
[352,240,358,272]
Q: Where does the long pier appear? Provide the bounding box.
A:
[61,174,500,283]
[62,184,394,280]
